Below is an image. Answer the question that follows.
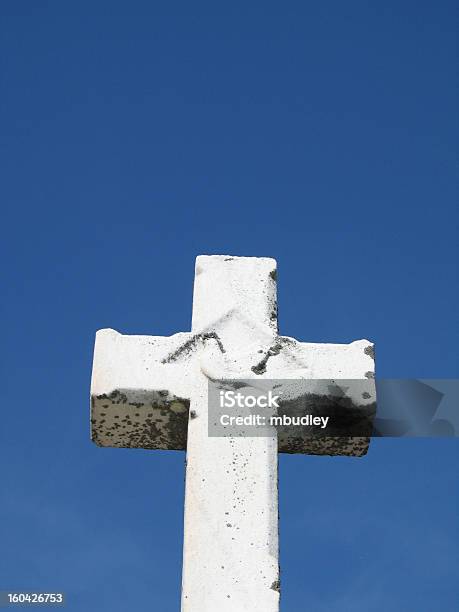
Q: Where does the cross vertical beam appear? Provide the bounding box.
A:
[181,256,280,611]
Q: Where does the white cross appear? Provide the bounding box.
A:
[91,255,375,611]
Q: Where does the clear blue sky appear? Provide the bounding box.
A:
[1,2,457,610]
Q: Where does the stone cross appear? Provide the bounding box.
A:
[91,255,375,611]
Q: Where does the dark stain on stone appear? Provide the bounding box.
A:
[251,337,293,375]
[269,269,277,282]
[161,332,225,363]
[251,343,282,375]
[270,580,280,592]
[91,388,190,451]
[278,432,371,457]
[365,371,375,379]
[364,344,375,360]
[276,390,376,457]
[270,301,278,324]
[362,392,371,399]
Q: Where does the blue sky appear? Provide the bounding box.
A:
[1,1,457,610]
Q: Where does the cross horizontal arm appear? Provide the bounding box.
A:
[91,330,375,456]
[91,328,209,450]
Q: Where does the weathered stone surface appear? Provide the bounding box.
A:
[91,388,189,450]
[91,329,193,450]
[90,254,376,611]
[91,331,375,456]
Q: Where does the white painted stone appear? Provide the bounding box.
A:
[90,255,376,611]
[182,256,279,611]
